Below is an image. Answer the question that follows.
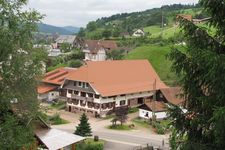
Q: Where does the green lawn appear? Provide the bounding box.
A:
[132,118,150,128]
[107,124,132,130]
[51,101,66,110]
[125,44,181,85]
[144,25,181,39]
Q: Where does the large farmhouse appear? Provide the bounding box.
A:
[82,40,118,61]
[60,60,167,117]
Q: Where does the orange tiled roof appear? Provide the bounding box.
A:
[160,87,184,105]
[84,40,118,54]
[43,67,77,85]
[176,14,193,21]
[66,60,168,96]
[38,84,58,94]
[140,101,167,112]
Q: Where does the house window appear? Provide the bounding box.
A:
[87,93,93,97]
[74,91,79,95]
[78,82,82,87]
[95,94,100,99]
[85,83,89,88]
[68,90,72,94]
[82,84,85,88]
[81,92,86,97]
[74,81,77,86]
[145,112,149,117]
[120,100,126,106]
[160,93,163,98]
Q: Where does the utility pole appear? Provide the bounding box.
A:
[161,7,164,37]
[152,79,156,122]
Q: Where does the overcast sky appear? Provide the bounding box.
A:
[27,0,199,27]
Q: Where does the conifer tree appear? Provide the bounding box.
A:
[74,113,92,136]
[168,0,225,149]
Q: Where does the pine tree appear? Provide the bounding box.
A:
[168,0,225,149]
[74,113,92,136]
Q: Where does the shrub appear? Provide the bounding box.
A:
[76,139,104,150]
[68,60,82,68]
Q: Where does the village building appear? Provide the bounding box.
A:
[38,67,77,102]
[192,17,211,24]
[82,40,118,61]
[138,87,185,120]
[60,60,167,117]
[176,14,193,22]
[55,35,77,49]
[132,29,145,37]
[32,116,85,150]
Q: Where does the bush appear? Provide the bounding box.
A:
[128,107,139,113]
[68,60,82,68]
[152,122,166,134]
[76,139,104,150]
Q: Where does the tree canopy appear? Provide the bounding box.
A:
[0,0,43,149]
[168,0,225,149]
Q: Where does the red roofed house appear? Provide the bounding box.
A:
[138,87,186,120]
[38,67,76,102]
[83,40,118,61]
[60,60,167,117]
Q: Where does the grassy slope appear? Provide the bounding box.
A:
[144,25,181,39]
[125,44,182,84]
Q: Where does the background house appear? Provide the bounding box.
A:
[55,35,77,49]
[82,40,118,61]
[132,29,145,37]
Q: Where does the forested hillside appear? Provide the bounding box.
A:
[79,4,208,39]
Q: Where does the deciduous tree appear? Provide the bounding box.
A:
[0,0,43,149]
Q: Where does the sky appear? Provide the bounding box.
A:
[27,0,199,27]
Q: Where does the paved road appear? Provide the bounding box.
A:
[53,126,169,150]
[49,109,169,150]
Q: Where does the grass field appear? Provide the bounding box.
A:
[125,44,183,85]
[144,25,181,39]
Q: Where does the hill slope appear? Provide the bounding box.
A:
[38,23,80,35]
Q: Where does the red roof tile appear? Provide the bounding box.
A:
[66,60,168,96]
[160,87,184,105]
[38,84,58,94]
[84,40,118,54]
[43,67,77,85]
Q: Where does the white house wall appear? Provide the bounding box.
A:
[139,109,167,120]
[38,91,59,102]
[66,90,153,107]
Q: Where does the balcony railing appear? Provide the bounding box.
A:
[71,94,94,102]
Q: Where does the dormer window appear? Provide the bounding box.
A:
[85,83,89,88]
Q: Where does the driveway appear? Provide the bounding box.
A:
[48,109,169,150]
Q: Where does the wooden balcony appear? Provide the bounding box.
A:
[71,94,94,102]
